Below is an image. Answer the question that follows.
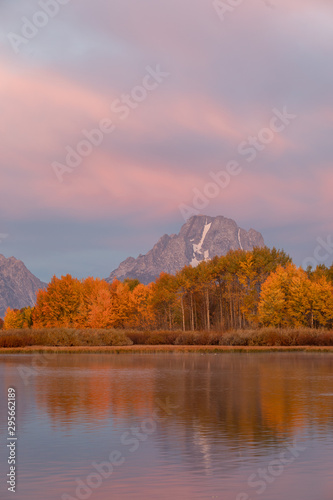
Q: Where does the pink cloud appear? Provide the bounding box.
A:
[0,59,112,156]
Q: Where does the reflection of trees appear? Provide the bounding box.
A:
[33,353,333,446]
[35,355,156,428]
[147,354,333,475]
[156,354,333,444]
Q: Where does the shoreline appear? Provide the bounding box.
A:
[1,345,333,354]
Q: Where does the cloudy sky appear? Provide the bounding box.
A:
[1,0,332,282]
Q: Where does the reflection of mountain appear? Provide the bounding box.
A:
[32,353,333,448]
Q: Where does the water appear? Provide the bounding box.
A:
[1,352,333,500]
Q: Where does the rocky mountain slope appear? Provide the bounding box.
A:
[106,215,264,285]
[0,255,47,317]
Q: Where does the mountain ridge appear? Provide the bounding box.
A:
[0,254,47,317]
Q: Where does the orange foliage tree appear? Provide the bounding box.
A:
[32,275,155,330]
[33,275,82,328]
[6,248,333,332]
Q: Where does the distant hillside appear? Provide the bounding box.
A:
[0,255,47,317]
[106,215,264,285]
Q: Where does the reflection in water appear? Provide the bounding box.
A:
[0,353,333,500]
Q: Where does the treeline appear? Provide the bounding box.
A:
[3,247,333,331]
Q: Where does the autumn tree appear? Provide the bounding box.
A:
[258,264,333,328]
[126,284,155,329]
[33,275,83,328]
[8,247,332,333]
[151,273,180,330]
[85,279,115,329]
[3,307,33,330]
[4,308,23,330]
[307,277,333,328]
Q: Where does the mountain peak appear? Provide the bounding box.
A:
[106,215,264,285]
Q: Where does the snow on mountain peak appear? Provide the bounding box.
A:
[190,221,212,267]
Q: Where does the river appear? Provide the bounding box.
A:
[0,352,333,499]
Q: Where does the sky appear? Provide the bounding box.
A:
[0,0,333,282]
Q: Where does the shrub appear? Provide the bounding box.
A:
[174,332,220,345]
[0,328,133,348]
[126,331,149,345]
[127,330,182,345]
[219,327,333,347]
[1,327,333,348]
[146,332,179,344]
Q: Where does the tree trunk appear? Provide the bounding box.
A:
[205,288,210,331]
[219,282,223,330]
[190,293,194,331]
[181,295,185,331]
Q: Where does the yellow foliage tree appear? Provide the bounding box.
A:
[3,307,33,330]
[3,308,23,330]
[259,264,333,328]
[126,284,155,329]
[308,277,333,327]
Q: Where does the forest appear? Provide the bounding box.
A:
[2,246,333,332]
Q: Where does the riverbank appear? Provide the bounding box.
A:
[2,327,333,350]
[1,345,333,354]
